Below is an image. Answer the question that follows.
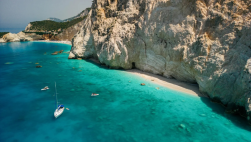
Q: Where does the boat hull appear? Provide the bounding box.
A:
[54,107,64,118]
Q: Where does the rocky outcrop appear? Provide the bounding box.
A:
[42,34,58,40]
[25,23,32,31]
[1,32,43,42]
[0,38,5,43]
[69,0,251,123]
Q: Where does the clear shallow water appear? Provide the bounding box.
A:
[0,42,250,142]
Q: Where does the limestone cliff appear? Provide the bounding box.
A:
[0,32,43,42]
[69,0,251,124]
[55,19,87,41]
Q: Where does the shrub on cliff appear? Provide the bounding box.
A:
[0,32,9,38]
[29,16,86,31]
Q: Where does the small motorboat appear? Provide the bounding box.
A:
[91,93,99,96]
[41,86,49,91]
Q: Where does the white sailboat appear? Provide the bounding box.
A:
[54,82,64,118]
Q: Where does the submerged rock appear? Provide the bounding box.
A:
[200,114,206,117]
[5,62,14,65]
[51,51,58,55]
[179,124,186,129]
[141,83,145,86]
[186,128,191,133]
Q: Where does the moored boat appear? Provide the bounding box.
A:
[91,93,99,96]
[54,104,64,118]
[41,86,49,91]
[54,82,64,118]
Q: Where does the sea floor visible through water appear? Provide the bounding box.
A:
[0,42,250,142]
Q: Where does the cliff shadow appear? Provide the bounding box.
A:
[200,97,251,131]
[84,58,251,131]
[84,58,125,71]
[85,58,110,70]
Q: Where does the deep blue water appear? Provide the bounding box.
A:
[0,28,24,33]
[0,42,250,142]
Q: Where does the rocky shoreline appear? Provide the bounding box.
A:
[0,32,72,45]
[0,32,43,43]
[69,0,251,124]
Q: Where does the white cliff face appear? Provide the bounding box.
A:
[0,38,5,43]
[25,23,32,31]
[79,9,90,17]
[1,32,42,42]
[70,0,251,123]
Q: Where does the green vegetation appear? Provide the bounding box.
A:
[29,16,87,31]
[23,31,50,35]
[0,32,9,38]
[86,7,92,12]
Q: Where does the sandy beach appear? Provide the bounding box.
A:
[33,40,72,45]
[86,58,207,98]
[127,69,207,98]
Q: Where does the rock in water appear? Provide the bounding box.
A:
[36,65,42,68]
[5,62,14,65]
[200,114,206,117]
[68,0,251,124]
[179,124,186,129]
[51,51,58,55]
[141,83,145,86]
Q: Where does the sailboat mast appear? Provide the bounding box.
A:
[55,82,58,109]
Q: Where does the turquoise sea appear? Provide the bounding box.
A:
[0,42,250,142]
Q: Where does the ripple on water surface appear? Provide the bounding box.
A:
[0,42,250,142]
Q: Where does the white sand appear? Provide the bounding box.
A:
[33,40,72,45]
[127,69,207,98]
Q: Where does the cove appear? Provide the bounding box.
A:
[0,42,250,142]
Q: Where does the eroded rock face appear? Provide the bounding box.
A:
[2,32,33,42]
[0,38,6,43]
[25,23,32,31]
[1,32,43,42]
[55,20,86,41]
[70,0,251,123]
